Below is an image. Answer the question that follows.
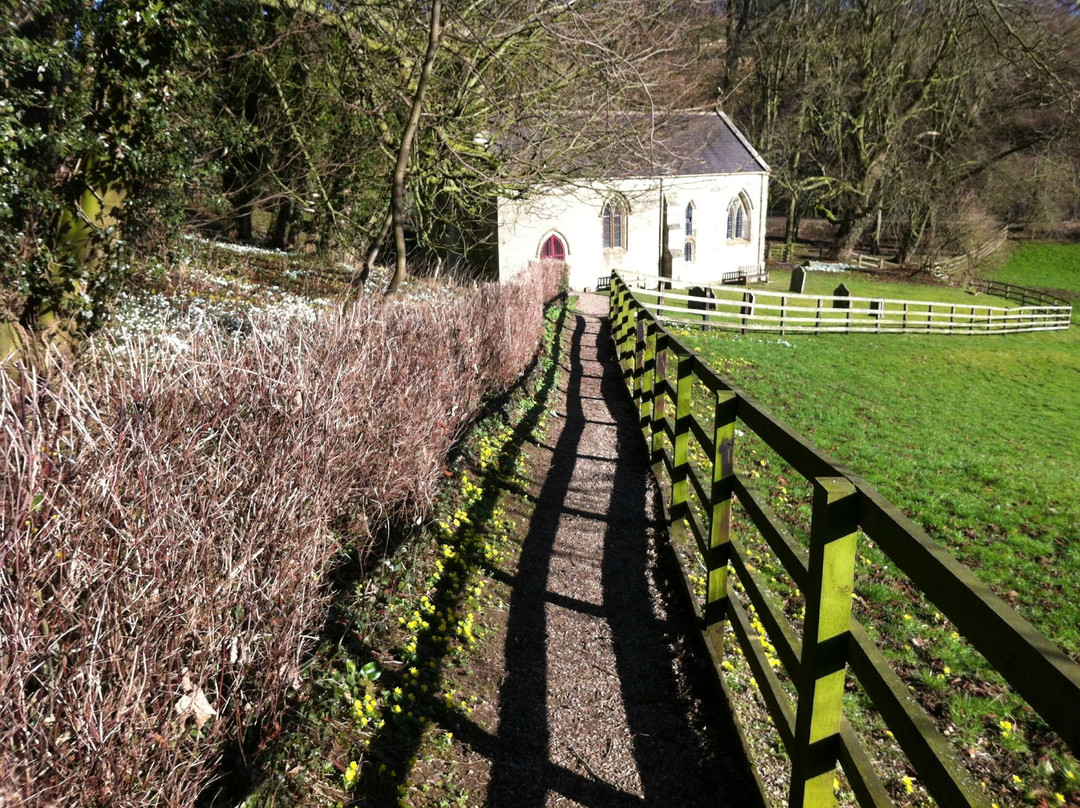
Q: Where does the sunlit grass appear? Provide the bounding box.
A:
[656,245,1080,805]
[986,242,1080,295]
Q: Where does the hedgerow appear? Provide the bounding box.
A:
[0,259,564,807]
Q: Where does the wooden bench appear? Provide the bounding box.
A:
[720,266,769,285]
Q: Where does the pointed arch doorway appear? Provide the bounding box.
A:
[540,233,566,261]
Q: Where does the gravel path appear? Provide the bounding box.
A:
[479,294,759,807]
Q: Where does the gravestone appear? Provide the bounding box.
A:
[687,286,717,321]
[790,265,807,294]
[869,299,885,318]
[833,282,851,309]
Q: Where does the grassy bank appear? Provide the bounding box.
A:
[986,242,1080,296]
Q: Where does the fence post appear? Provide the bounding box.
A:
[610,280,625,368]
[670,350,694,526]
[652,335,667,468]
[705,390,737,650]
[789,477,859,808]
[617,287,635,378]
[610,278,625,345]
[781,295,787,337]
[633,314,647,420]
[639,319,656,433]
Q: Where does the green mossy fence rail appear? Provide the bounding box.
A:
[608,271,1080,808]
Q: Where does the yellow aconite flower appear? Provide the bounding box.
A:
[343,760,359,789]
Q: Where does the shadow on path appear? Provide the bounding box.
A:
[486,303,759,807]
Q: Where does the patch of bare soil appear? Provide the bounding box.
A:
[412,295,760,807]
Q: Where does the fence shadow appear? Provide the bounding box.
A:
[487,304,758,807]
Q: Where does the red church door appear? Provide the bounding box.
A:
[540,234,566,261]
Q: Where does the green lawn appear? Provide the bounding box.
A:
[987,241,1080,296]
[763,267,1018,307]
[661,245,1080,804]
[675,326,1080,646]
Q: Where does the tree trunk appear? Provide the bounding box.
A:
[385,0,443,298]
[363,209,393,282]
[267,198,293,250]
[897,210,928,266]
[785,194,799,247]
[831,211,874,261]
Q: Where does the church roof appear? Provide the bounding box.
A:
[651,110,770,176]
[495,109,768,185]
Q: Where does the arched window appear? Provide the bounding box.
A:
[602,200,627,249]
[727,196,750,241]
[684,239,695,263]
[685,202,695,236]
[540,233,566,260]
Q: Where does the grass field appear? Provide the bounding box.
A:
[987,241,1080,296]
[656,245,1080,805]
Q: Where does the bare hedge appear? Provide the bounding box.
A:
[0,260,564,807]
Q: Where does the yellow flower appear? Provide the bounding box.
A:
[901,776,914,794]
[343,760,359,789]
[1012,774,1023,785]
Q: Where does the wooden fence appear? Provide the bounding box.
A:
[766,228,1008,275]
[609,271,1080,808]
[928,229,1009,277]
[619,269,1072,336]
[969,278,1072,308]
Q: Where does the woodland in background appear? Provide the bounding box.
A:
[717,0,1080,262]
[3,0,1080,356]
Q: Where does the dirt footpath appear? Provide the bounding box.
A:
[435,293,760,807]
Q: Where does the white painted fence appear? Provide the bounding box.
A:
[618,270,1072,335]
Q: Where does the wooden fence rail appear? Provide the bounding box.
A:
[618,269,1072,336]
[609,271,1080,808]
[969,278,1072,308]
[767,227,1008,275]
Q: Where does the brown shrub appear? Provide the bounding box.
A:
[0,260,563,807]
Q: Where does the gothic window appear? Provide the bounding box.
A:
[602,200,627,249]
[727,196,750,241]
